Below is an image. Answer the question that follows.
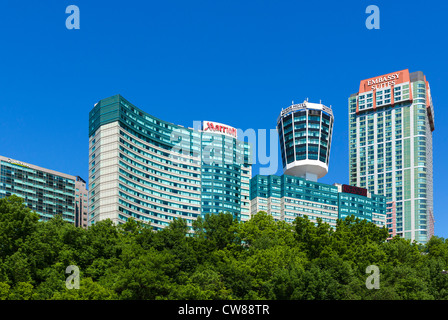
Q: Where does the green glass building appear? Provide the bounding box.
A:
[250,174,387,228]
[88,95,251,230]
[338,189,387,227]
[349,69,435,243]
[0,155,88,226]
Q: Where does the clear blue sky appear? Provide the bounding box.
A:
[0,0,447,236]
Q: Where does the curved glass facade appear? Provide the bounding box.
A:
[277,102,334,181]
[88,95,251,230]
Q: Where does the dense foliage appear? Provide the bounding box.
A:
[1,195,448,300]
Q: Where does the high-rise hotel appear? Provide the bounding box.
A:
[250,100,388,229]
[0,155,88,228]
[349,70,435,243]
[88,95,251,230]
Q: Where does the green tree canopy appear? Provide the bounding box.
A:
[0,196,446,300]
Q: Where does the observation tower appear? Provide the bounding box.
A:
[277,100,334,182]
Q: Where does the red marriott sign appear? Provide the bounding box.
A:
[342,184,368,197]
[202,121,237,138]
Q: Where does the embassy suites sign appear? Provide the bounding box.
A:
[367,73,400,90]
[359,69,410,93]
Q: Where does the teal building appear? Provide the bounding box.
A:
[250,174,387,228]
[0,155,88,227]
[338,189,387,227]
[348,69,435,243]
[88,95,251,230]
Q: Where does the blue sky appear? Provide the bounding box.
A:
[0,0,447,236]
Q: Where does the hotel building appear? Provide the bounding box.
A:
[250,174,387,229]
[0,155,88,227]
[88,95,251,230]
[349,69,435,243]
[250,101,387,229]
[277,100,333,182]
[74,176,89,228]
